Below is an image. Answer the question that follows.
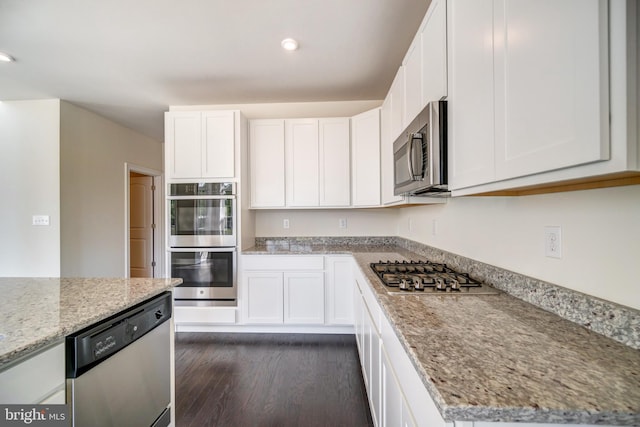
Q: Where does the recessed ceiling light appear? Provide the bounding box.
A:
[281,38,299,51]
[0,52,15,62]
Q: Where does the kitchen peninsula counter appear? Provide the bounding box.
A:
[0,277,181,369]
[243,241,640,425]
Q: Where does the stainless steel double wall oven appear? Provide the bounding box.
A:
[168,182,237,306]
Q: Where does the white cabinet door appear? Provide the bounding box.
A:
[319,118,351,206]
[401,399,418,427]
[360,294,373,421]
[382,348,404,427]
[286,119,320,207]
[363,300,382,427]
[243,271,284,324]
[447,0,496,190]
[202,110,235,178]
[325,256,354,325]
[0,343,65,404]
[165,111,202,179]
[403,37,423,126]
[283,272,325,324]
[250,119,286,208]
[380,95,405,206]
[354,280,365,358]
[389,68,405,142]
[493,0,609,180]
[165,110,236,179]
[421,0,447,104]
[448,0,609,191]
[351,108,381,207]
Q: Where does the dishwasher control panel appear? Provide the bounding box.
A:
[66,291,172,378]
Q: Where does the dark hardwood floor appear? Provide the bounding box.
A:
[175,333,374,427]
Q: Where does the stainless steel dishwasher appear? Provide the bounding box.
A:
[66,291,172,427]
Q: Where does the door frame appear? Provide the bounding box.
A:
[124,163,164,278]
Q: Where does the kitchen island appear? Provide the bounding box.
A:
[0,277,180,369]
[243,238,640,426]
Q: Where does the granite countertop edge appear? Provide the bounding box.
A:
[243,244,640,425]
[0,278,181,370]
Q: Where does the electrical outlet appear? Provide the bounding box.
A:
[283,219,290,229]
[32,215,50,226]
[432,219,438,236]
[407,217,412,232]
[338,218,347,229]
[544,226,562,258]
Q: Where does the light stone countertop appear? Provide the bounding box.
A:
[243,243,640,425]
[0,277,181,369]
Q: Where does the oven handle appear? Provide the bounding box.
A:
[168,248,236,253]
[167,195,235,200]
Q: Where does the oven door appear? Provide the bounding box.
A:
[170,249,237,304]
[169,196,236,247]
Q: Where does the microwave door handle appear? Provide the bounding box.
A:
[407,135,416,180]
[409,133,423,180]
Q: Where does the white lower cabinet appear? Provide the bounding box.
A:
[243,271,285,324]
[242,255,327,325]
[0,343,65,404]
[326,255,354,325]
[354,267,448,427]
[362,297,382,426]
[382,348,404,427]
[283,272,325,324]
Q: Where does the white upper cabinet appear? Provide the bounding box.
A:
[448,0,628,194]
[250,117,351,208]
[249,119,286,208]
[319,118,351,207]
[165,110,235,180]
[381,95,405,205]
[402,0,448,129]
[351,108,381,207]
[447,0,496,189]
[389,68,405,142]
[202,111,235,178]
[165,111,201,179]
[286,119,320,207]
[403,39,423,126]
[493,0,609,180]
[421,0,447,104]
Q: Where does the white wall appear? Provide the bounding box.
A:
[0,100,61,276]
[397,185,640,311]
[255,208,397,237]
[60,101,163,277]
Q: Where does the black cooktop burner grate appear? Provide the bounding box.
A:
[370,260,498,294]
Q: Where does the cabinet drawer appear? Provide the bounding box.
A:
[242,255,324,271]
[174,306,237,324]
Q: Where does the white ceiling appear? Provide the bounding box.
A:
[0,0,430,141]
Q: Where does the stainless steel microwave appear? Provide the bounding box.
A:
[393,101,448,196]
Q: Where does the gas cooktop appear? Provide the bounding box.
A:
[370,260,499,295]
